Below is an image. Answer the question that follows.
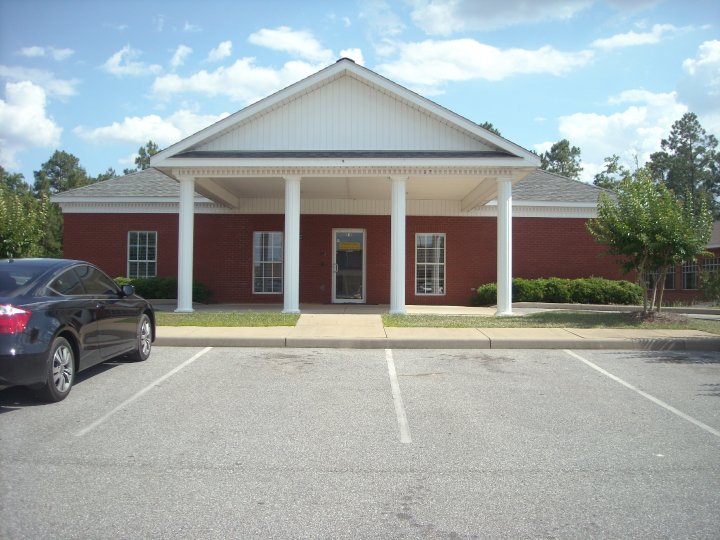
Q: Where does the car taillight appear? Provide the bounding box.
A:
[0,305,32,334]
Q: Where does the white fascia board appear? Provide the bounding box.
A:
[156,156,535,170]
[51,195,210,204]
[484,199,598,208]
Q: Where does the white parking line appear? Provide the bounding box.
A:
[565,349,720,439]
[385,349,412,444]
[75,347,213,437]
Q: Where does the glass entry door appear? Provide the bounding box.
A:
[332,229,366,303]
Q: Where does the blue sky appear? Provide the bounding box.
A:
[1,0,718,184]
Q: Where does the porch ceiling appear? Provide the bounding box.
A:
[194,175,499,208]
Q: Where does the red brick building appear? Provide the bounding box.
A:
[52,59,718,311]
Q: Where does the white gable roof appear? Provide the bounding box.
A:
[152,58,539,166]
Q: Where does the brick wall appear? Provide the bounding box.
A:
[63,213,642,305]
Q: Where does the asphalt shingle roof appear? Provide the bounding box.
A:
[54,167,608,204]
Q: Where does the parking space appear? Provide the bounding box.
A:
[1,347,719,538]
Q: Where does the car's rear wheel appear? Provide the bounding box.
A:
[36,337,75,402]
[128,313,152,362]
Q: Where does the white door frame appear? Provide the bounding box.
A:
[332,228,366,303]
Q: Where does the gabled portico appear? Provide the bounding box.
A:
[151,58,540,314]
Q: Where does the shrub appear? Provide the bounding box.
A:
[699,271,720,305]
[512,278,544,302]
[472,277,642,306]
[540,277,573,303]
[115,276,212,303]
[472,283,497,306]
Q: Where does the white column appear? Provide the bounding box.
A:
[283,176,301,313]
[496,177,513,316]
[176,176,195,313]
[390,176,407,314]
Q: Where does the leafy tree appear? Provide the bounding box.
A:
[593,155,632,190]
[587,169,713,313]
[479,122,501,136]
[1,166,31,195]
[93,167,118,182]
[33,150,92,195]
[648,112,720,215]
[0,183,51,258]
[540,139,583,180]
[135,140,159,170]
[31,150,95,257]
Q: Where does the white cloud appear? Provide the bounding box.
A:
[679,40,720,134]
[152,58,322,104]
[339,48,365,66]
[170,45,192,69]
[538,89,688,183]
[207,40,232,62]
[249,27,334,63]
[376,39,593,92]
[184,21,202,32]
[682,39,720,76]
[410,0,592,35]
[0,81,62,168]
[20,45,75,61]
[73,109,230,147]
[0,65,78,98]
[102,45,162,77]
[591,23,683,49]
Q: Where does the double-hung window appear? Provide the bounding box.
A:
[682,261,698,290]
[128,231,157,279]
[416,233,445,295]
[253,232,283,294]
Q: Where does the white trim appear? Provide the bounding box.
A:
[414,233,446,296]
[127,230,157,279]
[56,200,598,218]
[252,231,284,295]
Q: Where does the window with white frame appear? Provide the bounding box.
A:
[253,232,283,294]
[703,256,720,275]
[682,261,698,290]
[645,269,675,290]
[416,233,445,295]
[128,231,157,279]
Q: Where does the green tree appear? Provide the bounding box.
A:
[479,122,501,136]
[540,139,583,180]
[0,183,51,258]
[648,112,720,215]
[134,140,159,170]
[586,169,713,313]
[593,155,632,190]
[32,150,94,257]
[1,166,31,195]
[33,150,92,195]
[93,167,117,182]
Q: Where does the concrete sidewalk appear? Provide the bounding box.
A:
[154,312,720,351]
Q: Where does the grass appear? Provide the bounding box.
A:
[156,311,300,327]
[382,311,720,335]
[154,309,720,335]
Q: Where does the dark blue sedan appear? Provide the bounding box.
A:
[0,259,155,402]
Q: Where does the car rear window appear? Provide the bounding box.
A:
[0,265,46,296]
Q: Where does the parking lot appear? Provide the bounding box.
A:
[1,347,719,538]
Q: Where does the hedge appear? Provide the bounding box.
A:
[115,276,212,304]
[471,277,642,307]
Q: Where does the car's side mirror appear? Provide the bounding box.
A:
[121,284,135,297]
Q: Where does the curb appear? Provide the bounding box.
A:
[155,335,720,351]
